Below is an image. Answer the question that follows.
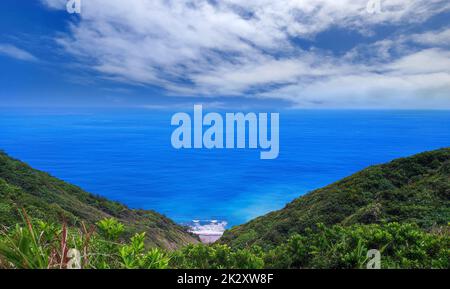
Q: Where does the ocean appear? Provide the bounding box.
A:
[0,108,449,232]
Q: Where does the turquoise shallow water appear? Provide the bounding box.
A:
[0,108,449,227]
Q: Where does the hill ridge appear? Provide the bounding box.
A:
[0,151,198,250]
[220,148,450,248]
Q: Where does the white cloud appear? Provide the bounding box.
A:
[260,49,450,108]
[41,0,450,108]
[0,44,38,62]
[386,49,450,74]
[41,0,66,9]
[409,28,450,47]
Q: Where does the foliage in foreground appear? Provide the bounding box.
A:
[0,214,448,269]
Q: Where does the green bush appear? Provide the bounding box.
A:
[0,214,448,269]
[264,223,449,269]
[97,218,125,241]
[170,243,264,269]
[119,232,169,269]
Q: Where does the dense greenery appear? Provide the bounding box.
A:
[0,151,198,249]
[0,148,449,269]
[221,148,450,249]
[0,214,447,269]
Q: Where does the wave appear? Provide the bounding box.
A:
[188,220,227,236]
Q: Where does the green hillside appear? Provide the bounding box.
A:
[0,149,448,269]
[221,148,450,249]
[0,151,198,250]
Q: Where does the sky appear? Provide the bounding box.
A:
[0,0,449,109]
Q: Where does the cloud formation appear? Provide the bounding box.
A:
[0,44,38,62]
[41,0,450,108]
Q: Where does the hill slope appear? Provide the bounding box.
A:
[221,148,450,248]
[0,151,198,250]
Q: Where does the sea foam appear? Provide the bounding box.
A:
[188,220,227,244]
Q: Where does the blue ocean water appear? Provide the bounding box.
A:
[0,108,449,227]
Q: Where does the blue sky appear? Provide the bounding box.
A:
[0,0,449,109]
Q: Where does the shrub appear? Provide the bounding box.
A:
[96,218,124,241]
[0,212,448,269]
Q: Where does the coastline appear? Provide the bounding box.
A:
[188,220,226,244]
[196,233,223,244]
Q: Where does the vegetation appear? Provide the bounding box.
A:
[221,148,450,249]
[0,148,449,269]
[0,214,447,269]
[264,222,448,269]
[0,151,198,250]
[0,210,172,269]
